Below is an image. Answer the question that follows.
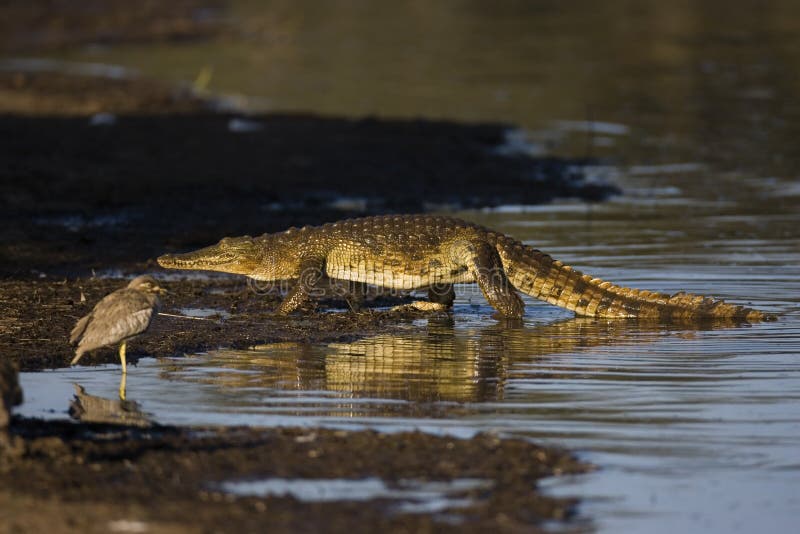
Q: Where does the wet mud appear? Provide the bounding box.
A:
[1,417,589,533]
[0,276,426,371]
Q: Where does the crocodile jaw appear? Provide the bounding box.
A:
[158,250,232,270]
[157,238,259,275]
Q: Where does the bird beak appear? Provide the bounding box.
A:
[158,287,169,295]
[70,353,83,366]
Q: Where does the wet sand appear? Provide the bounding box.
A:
[0,1,611,530]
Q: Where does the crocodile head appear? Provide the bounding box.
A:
[158,236,262,276]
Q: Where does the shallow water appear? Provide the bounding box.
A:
[219,477,489,515]
[12,0,800,531]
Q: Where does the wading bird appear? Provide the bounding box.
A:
[70,275,165,398]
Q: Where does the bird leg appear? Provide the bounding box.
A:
[119,372,127,401]
[119,341,128,374]
[118,341,128,400]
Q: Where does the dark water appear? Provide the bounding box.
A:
[13,1,800,531]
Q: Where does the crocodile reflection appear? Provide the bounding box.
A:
[155,316,730,404]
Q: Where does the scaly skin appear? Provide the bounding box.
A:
[157,215,773,322]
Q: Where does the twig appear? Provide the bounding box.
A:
[157,312,220,322]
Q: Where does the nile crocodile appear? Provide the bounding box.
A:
[157,214,772,322]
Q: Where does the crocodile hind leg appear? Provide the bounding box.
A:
[466,242,524,319]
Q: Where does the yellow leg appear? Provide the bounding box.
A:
[118,341,128,400]
[119,372,127,401]
[119,341,127,374]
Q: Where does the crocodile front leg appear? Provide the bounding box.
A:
[277,257,326,314]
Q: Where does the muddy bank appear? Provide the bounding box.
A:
[1,416,590,533]
[0,0,227,53]
[0,69,211,116]
[1,276,427,371]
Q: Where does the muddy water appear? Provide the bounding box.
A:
[12,0,800,531]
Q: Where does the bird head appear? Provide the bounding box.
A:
[128,275,167,294]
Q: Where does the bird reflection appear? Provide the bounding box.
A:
[160,315,739,407]
[69,383,153,427]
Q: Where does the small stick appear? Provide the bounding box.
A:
[157,312,219,322]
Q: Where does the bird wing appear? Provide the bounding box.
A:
[74,289,157,355]
[70,313,92,345]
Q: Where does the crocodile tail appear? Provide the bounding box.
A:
[493,236,771,322]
